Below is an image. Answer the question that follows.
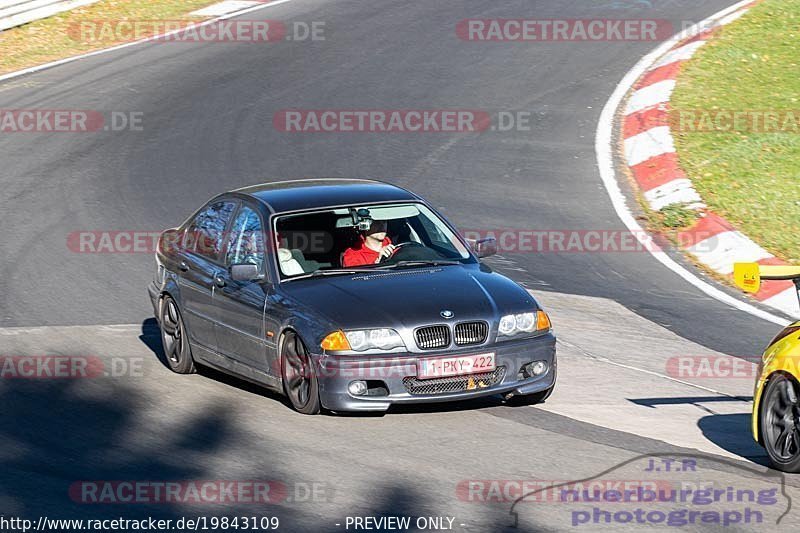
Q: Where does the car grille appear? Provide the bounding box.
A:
[454,321,488,346]
[403,366,506,395]
[415,325,451,350]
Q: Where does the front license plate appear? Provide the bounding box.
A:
[417,353,496,379]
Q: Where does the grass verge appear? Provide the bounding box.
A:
[0,0,220,76]
[670,0,800,262]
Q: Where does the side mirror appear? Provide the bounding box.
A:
[230,263,262,282]
[473,238,497,259]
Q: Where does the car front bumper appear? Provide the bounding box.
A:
[313,333,556,412]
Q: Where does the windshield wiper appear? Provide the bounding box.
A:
[285,261,460,280]
[376,260,460,270]
[283,269,367,281]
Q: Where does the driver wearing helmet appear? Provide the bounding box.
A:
[342,219,396,267]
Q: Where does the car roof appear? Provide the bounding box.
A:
[232,178,421,214]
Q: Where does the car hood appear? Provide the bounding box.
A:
[279,264,538,329]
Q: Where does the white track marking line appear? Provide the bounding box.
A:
[717,7,752,26]
[0,324,145,334]
[556,337,750,401]
[650,40,708,70]
[0,0,296,84]
[191,1,264,17]
[594,0,792,327]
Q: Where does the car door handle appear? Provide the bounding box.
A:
[214,274,227,288]
[179,261,190,272]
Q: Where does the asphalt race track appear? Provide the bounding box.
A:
[1,1,798,531]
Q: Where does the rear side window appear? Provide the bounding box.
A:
[184,201,237,260]
[226,205,266,274]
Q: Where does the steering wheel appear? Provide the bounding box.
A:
[378,241,431,263]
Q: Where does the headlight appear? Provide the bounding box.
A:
[499,315,517,336]
[321,328,406,352]
[498,310,551,337]
[347,329,405,351]
[515,312,536,332]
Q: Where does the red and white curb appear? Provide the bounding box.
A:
[619,1,799,318]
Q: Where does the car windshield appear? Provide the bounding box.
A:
[274,202,473,279]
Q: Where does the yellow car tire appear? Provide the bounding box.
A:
[760,373,800,472]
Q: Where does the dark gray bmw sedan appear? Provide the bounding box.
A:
[148,179,556,414]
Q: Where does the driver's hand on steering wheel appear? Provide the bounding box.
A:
[375,244,397,263]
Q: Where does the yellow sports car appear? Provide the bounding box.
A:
[735,263,800,472]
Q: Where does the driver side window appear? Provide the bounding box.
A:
[226,206,266,274]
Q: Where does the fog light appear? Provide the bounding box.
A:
[348,380,368,396]
[528,361,547,376]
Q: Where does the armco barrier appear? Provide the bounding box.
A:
[0,0,99,31]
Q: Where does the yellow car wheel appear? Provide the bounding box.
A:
[761,374,800,472]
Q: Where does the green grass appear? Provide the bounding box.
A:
[0,0,218,75]
[656,204,700,229]
[671,0,800,262]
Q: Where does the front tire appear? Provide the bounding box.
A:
[159,295,196,374]
[281,332,320,415]
[761,374,800,472]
